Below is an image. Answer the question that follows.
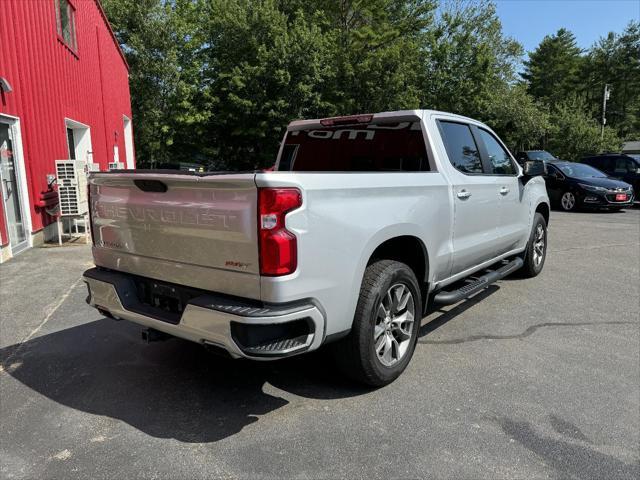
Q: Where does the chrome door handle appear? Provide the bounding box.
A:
[499,187,510,195]
[457,189,471,199]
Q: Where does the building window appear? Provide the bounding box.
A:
[55,0,77,51]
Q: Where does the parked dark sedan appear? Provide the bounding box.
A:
[581,154,640,201]
[544,161,634,211]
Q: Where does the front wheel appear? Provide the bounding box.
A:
[332,260,422,387]
[560,191,577,211]
[520,212,547,278]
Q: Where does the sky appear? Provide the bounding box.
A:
[495,0,640,54]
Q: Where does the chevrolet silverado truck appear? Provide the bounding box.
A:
[83,110,550,386]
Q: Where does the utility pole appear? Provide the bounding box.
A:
[601,84,611,140]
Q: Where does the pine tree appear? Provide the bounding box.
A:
[522,28,583,105]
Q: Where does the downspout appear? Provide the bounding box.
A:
[96,26,110,166]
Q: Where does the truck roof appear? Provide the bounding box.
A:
[287,109,484,131]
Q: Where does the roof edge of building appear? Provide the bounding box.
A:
[95,0,129,72]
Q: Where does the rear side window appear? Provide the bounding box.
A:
[615,157,635,173]
[438,121,482,174]
[477,129,516,175]
[278,121,430,172]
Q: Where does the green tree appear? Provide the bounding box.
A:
[422,0,523,117]
[547,98,621,161]
[480,84,550,152]
[102,0,205,167]
[314,0,436,113]
[522,28,582,105]
[201,0,336,169]
[582,22,640,140]
[418,0,544,152]
[102,0,579,169]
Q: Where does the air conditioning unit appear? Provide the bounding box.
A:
[108,162,125,170]
[55,160,88,216]
[87,162,101,172]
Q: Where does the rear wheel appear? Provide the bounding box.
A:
[332,260,422,387]
[520,212,547,278]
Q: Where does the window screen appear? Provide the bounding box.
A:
[278,121,430,172]
[438,121,483,174]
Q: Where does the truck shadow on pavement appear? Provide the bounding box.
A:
[418,285,499,340]
[1,283,520,444]
[0,319,368,443]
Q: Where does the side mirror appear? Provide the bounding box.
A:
[523,160,546,177]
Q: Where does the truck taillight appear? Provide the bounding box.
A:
[258,188,302,276]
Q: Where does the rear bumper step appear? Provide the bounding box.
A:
[433,257,523,305]
[83,268,325,360]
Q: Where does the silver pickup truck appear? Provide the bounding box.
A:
[83,110,550,386]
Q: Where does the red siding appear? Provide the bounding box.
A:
[0,0,133,234]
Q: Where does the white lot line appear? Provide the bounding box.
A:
[0,277,83,373]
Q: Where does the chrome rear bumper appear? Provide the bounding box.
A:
[83,268,325,360]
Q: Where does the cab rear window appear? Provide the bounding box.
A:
[278,121,430,172]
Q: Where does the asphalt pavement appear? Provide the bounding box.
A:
[1,209,639,479]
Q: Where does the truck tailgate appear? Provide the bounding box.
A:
[89,172,260,299]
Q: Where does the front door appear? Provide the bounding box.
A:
[474,127,529,254]
[0,121,28,253]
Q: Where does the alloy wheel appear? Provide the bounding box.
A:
[533,223,545,267]
[561,192,576,211]
[373,283,415,367]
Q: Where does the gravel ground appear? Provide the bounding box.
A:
[1,209,638,479]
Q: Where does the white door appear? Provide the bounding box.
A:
[0,120,29,253]
[475,128,529,254]
[65,119,93,163]
[438,120,501,275]
[123,115,135,169]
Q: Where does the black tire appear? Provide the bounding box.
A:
[520,212,547,278]
[331,260,422,387]
[560,191,577,211]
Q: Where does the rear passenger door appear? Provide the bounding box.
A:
[475,128,529,254]
[437,120,501,275]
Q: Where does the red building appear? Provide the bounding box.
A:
[0,0,134,262]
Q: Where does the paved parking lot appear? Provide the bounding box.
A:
[1,210,639,479]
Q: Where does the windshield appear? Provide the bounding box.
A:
[556,163,606,178]
[527,151,557,161]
